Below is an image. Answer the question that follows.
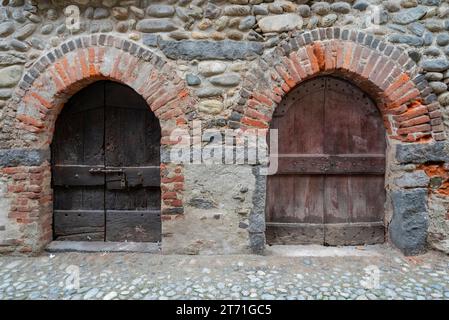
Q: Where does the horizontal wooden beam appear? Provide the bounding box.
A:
[274,154,385,174]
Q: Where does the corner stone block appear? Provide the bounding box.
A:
[389,188,429,256]
[396,141,449,164]
[395,170,430,188]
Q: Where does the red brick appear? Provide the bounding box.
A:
[241,116,268,129]
[399,115,430,128]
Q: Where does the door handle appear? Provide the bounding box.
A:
[89,168,123,174]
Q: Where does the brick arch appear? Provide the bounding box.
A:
[12,34,194,147]
[231,28,445,143]
[3,34,193,252]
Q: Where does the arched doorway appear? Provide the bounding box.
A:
[51,81,161,242]
[266,76,386,246]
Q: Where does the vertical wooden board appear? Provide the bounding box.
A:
[364,176,386,222]
[324,175,350,224]
[324,78,351,154]
[82,107,105,166]
[293,175,324,223]
[293,80,325,154]
[52,109,84,165]
[267,175,296,222]
[346,175,367,222]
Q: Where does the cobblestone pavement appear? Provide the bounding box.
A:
[0,245,448,300]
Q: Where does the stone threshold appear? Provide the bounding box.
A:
[46,241,161,253]
[265,244,385,257]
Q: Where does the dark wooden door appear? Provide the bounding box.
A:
[52,81,161,242]
[266,76,386,246]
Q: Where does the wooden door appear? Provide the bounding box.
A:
[266,76,386,246]
[52,81,161,242]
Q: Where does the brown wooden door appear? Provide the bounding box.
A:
[266,76,386,246]
[52,81,161,242]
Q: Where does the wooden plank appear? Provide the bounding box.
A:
[125,167,161,187]
[54,210,104,241]
[293,175,324,223]
[52,165,105,186]
[106,210,161,242]
[266,223,324,245]
[276,155,385,174]
[324,222,385,245]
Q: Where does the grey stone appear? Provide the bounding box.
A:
[408,50,421,62]
[384,0,401,12]
[159,40,264,60]
[205,3,222,19]
[224,5,251,16]
[93,8,110,19]
[0,65,23,87]
[247,30,264,42]
[239,16,256,31]
[423,47,440,57]
[423,32,433,46]
[142,34,159,47]
[198,61,227,76]
[0,22,14,37]
[111,7,128,20]
[331,2,351,14]
[195,87,223,98]
[425,19,444,32]
[395,171,430,188]
[311,2,330,15]
[353,0,370,11]
[9,39,29,52]
[253,5,269,16]
[0,52,26,66]
[388,34,424,46]
[297,5,311,17]
[136,19,178,33]
[390,189,428,256]
[438,92,449,106]
[188,197,217,209]
[147,5,175,18]
[186,74,201,86]
[396,142,449,163]
[249,232,265,254]
[14,23,36,40]
[0,88,12,98]
[198,100,223,114]
[422,59,449,72]
[12,9,26,23]
[169,31,190,40]
[30,37,45,50]
[321,14,338,27]
[258,14,302,33]
[437,34,449,46]
[408,22,425,36]
[209,73,241,86]
[425,72,443,81]
[429,81,447,93]
[40,24,54,35]
[0,149,50,167]
[392,6,427,24]
[420,0,440,5]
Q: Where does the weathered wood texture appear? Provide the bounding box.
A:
[266,76,386,246]
[51,81,161,242]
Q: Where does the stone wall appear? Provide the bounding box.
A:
[0,0,449,255]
